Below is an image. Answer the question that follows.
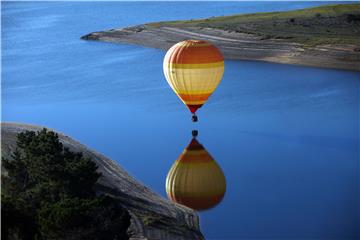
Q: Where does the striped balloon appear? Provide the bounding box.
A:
[166,137,226,211]
[163,40,224,115]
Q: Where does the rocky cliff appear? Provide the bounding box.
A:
[1,122,204,240]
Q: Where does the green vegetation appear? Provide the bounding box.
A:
[2,129,130,240]
[148,3,360,46]
[142,215,156,226]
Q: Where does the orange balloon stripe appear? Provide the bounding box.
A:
[178,151,213,163]
[169,194,225,211]
[164,61,224,69]
[178,93,211,101]
[167,45,224,64]
[184,100,206,105]
[177,138,214,163]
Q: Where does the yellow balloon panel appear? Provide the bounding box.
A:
[166,161,226,197]
[163,64,224,95]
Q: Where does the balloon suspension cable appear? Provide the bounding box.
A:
[192,113,198,122]
[192,130,198,138]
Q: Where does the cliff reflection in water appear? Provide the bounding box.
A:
[166,134,226,211]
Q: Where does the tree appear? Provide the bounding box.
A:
[2,129,130,240]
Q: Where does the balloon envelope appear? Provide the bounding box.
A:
[166,138,226,211]
[163,40,224,113]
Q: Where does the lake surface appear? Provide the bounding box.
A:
[2,1,360,239]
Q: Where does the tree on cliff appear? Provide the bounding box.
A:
[1,128,130,240]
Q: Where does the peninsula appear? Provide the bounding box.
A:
[81,4,360,71]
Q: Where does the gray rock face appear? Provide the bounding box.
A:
[1,122,204,240]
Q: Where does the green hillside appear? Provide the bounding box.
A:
[148,4,360,46]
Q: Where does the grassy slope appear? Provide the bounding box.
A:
[147,4,360,46]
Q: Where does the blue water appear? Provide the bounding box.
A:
[2,1,360,239]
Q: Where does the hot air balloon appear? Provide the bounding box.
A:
[163,40,224,122]
[166,135,226,211]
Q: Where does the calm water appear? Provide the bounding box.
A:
[2,1,360,239]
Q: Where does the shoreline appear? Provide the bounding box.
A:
[81,25,360,72]
[81,3,360,72]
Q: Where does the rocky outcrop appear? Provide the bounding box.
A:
[1,122,204,240]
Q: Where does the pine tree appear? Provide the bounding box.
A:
[2,129,130,240]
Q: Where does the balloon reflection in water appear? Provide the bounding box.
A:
[166,136,226,211]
